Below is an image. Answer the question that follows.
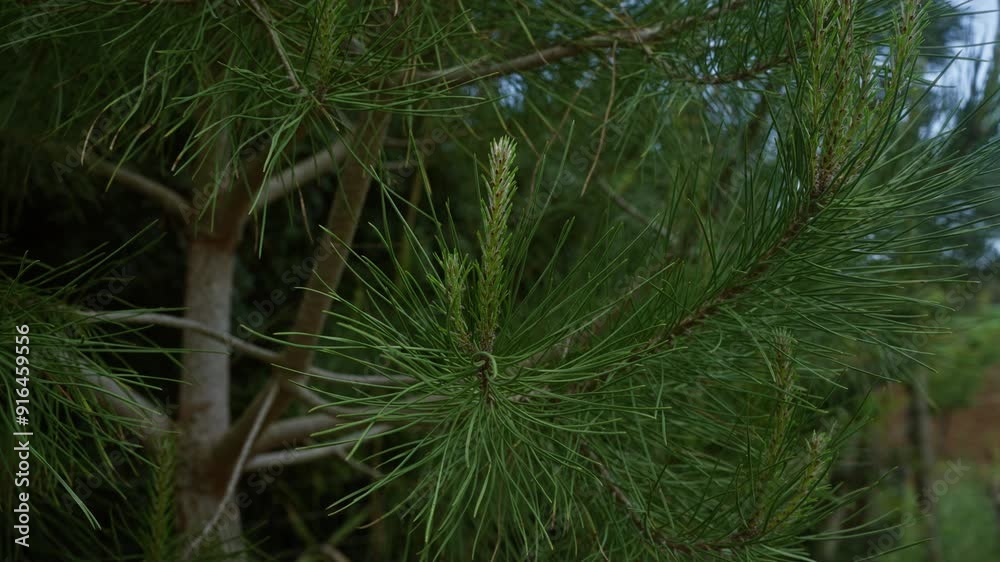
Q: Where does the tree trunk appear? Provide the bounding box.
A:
[174,128,253,555]
[176,236,242,556]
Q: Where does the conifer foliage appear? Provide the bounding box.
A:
[0,0,996,561]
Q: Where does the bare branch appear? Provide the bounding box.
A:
[410,0,748,85]
[244,425,391,477]
[252,387,414,452]
[75,309,404,386]
[86,372,173,451]
[264,140,348,204]
[253,412,340,453]
[84,155,193,219]
[246,0,304,92]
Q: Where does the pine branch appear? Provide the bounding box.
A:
[246,0,304,92]
[579,111,852,372]
[244,425,391,477]
[409,0,749,85]
[83,154,193,220]
[264,140,348,205]
[75,309,403,385]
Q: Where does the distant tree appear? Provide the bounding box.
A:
[1,1,997,561]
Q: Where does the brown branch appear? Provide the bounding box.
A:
[690,55,790,85]
[213,111,390,469]
[409,0,749,85]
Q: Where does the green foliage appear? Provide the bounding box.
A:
[1,0,998,560]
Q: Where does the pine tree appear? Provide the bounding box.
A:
[0,0,996,560]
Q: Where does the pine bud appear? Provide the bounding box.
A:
[475,136,518,351]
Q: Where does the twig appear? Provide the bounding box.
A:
[246,0,304,92]
[244,425,391,477]
[252,412,340,453]
[252,388,448,453]
[409,0,749,85]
